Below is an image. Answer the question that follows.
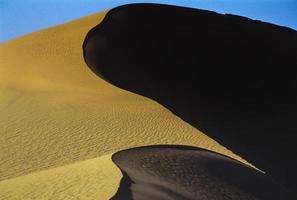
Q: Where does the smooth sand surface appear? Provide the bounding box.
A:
[0,10,251,200]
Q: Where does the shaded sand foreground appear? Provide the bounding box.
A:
[111,145,294,200]
[0,8,250,200]
[83,3,297,192]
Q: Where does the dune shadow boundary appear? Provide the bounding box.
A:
[83,3,297,193]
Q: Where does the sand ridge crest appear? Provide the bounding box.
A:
[1,8,253,200]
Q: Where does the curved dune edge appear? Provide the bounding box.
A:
[83,3,297,192]
[111,145,293,200]
[1,8,254,200]
[0,154,121,200]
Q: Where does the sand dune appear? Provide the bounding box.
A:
[0,8,251,200]
[111,145,293,200]
[83,3,297,193]
[0,155,121,200]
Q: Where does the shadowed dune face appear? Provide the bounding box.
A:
[83,3,297,192]
[1,9,257,199]
[111,145,294,200]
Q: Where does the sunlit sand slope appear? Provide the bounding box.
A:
[0,11,251,199]
[0,155,121,200]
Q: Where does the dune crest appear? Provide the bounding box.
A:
[111,145,294,200]
[83,3,297,193]
[0,6,251,200]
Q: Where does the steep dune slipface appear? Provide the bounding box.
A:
[83,3,297,192]
[111,145,294,200]
[0,7,249,200]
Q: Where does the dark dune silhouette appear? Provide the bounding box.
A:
[111,145,294,200]
[83,3,297,192]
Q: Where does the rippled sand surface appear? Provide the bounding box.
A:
[0,11,251,200]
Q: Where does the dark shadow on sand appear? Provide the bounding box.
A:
[83,3,297,193]
[110,145,294,200]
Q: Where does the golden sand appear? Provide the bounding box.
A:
[0,11,253,200]
[0,155,120,200]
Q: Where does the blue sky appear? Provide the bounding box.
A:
[0,0,296,43]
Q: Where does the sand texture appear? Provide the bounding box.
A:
[83,3,297,192]
[111,145,294,200]
[0,9,250,200]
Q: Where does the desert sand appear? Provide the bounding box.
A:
[0,10,251,200]
[83,3,297,193]
[112,145,293,200]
